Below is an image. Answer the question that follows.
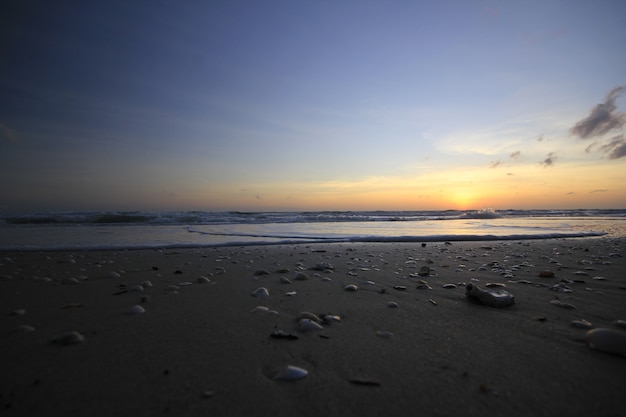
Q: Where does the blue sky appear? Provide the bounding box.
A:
[1,0,625,212]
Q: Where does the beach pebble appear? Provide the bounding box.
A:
[538,270,555,278]
[344,284,359,292]
[275,365,308,381]
[585,328,626,357]
[254,269,271,276]
[129,285,144,292]
[310,262,334,271]
[418,266,431,276]
[127,305,146,315]
[252,287,270,297]
[51,331,85,345]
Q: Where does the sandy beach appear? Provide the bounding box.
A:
[1,237,625,417]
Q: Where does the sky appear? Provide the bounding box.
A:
[1,0,625,213]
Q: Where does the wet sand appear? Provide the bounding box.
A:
[1,238,625,416]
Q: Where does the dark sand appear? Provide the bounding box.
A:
[1,238,625,416]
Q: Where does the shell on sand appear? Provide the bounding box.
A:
[251,287,270,297]
[550,299,577,309]
[197,276,211,284]
[250,306,269,313]
[127,305,146,315]
[387,301,399,308]
[274,365,308,381]
[294,272,309,281]
[297,318,323,332]
[51,331,85,345]
[585,328,626,357]
[465,283,514,307]
[571,319,593,329]
[297,312,322,323]
[344,284,359,292]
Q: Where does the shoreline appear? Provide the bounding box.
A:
[2,237,625,416]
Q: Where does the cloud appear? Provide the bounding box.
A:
[0,123,20,144]
[570,86,626,139]
[509,151,521,159]
[537,135,544,142]
[539,152,556,167]
[489,160,501,168]
[589,189,608,193]
[598,134,626,159]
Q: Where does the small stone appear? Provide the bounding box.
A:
[51,331,84,345]
[254,269,271,276]
[538,270,555,278]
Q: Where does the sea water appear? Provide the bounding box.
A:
[1,209,625,251]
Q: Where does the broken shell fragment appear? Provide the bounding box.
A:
[571,319,593,329]
[550,299,576,309]
[585,328,626,357]
[465,283,514,307]
[275,365,308,381]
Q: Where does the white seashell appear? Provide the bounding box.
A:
[285,291,297,296]
[298,318,323,332]
[585,328,626,357]
[250,306,269,313]
[127,305,145,315]
[252,287,270,297]
[267,310,279,316]
[344,284,359,292]
[51,331,84,345]
[442,284,457,289]
[275,365,308,381]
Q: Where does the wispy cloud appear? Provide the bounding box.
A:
[598,134,626,159]
[570,86,626,139]
[589,189,608,193]
[489,160,501,168]
[539,152,556,167]
[0,123,20,144]
[509,151,521,159]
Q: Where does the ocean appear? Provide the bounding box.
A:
[1,209,625,251]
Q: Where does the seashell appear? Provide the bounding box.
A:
[573,271,589,276]
[197,276,211,284]
[485,282,505,288]
[127,305,146,315]
[376,330,394,338]
[61,277,80,285]
[129,285,144,292]
[387,301,399,308]
[310,262,334,271]
[275,365,308,381]
[549,299,576,309]
[416,284,432,290]
[280,277,292,284]
[571,319,593,329]
[465,283,514,307]
[267,310,279,316]
[251,287,270,297]
[141,280,153,287]
[167,285,180,291]
[254,269,271,276]
[107,272,121,278]
[297,312,322,323]
[442,284,457,289]
[51,331,84,345]
[538,270,555,278]
[344,284,359,292]
[549,283,572,293]
[614,320,626,329]
[294,272,309,281]
[11,324,35,334]
[418,266,431,276]
[323,314,341,323]
[178,281,193,286]
[276,267,290,273]
[592,276,606,281]
[297,318,323,332]
[250,306,269,313]
[285,291,297,296]
[394,285,407,291]
[213,267,226,275]
[361,280,376,286]
[585,328,626,357]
